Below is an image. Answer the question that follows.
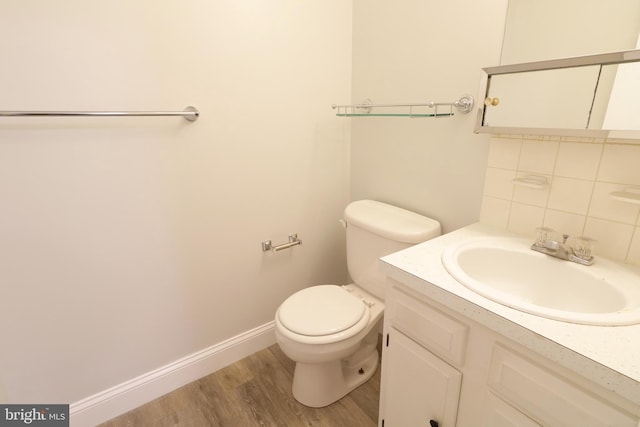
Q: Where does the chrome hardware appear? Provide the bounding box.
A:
[332,94,474,117]
[454,94,475,114]
[262,234,302,252]
[0,106,199,122]
[531,229,594,266]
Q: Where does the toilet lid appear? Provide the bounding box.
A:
[278,285,367,337]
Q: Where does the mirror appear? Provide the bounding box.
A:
[475,0,640,139]
[500,0,640,64]
[482,65,600,130]
[595,61,640,131]
[476,50,640,139]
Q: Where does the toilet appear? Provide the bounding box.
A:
[275,200,441,407]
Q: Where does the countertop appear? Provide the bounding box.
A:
[380,222,640,405]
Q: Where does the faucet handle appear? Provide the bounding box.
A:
[573,236,595,261]
[534,227,555,247]
[562,234,569,244]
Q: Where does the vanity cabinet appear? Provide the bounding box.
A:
[378,279,640,427]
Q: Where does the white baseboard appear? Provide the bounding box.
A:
[70,321,276,427]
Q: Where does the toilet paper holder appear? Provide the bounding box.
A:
[262,234,302,252]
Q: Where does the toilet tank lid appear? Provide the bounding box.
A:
[344,200,441,244]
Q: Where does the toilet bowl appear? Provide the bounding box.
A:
[274,200,441,408]
[275,284,384,407]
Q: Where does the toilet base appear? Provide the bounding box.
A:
[291,341,379,407]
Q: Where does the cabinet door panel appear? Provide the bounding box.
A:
[489,344,638,427]
[486,392,541,427]
[383,328,461,427]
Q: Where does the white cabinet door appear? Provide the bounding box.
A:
[382,328,462,427]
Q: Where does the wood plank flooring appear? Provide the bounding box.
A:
[100,343,380,427]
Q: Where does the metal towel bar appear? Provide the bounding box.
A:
[0,106,199,121]
[262,234,302,252]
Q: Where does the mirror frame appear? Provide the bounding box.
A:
[475,49,640,139]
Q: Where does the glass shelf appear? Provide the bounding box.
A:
[335,113,455,118]
[332,95,474,118]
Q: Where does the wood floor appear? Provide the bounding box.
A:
[100,343,380,427]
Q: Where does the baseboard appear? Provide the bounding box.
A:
[70,321,276,427]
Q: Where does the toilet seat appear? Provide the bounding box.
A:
[277,285,368,338]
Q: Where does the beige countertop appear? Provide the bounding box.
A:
[380,222,640,405]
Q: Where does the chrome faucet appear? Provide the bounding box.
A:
[530,228,594,266]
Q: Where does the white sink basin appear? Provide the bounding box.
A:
[442,237,640,326]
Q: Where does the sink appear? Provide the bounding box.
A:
[442,237,640,326]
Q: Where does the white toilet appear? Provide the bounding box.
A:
[275,200,441,407]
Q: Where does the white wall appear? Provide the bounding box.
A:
[0,0,352,405]
[350,0,509,233]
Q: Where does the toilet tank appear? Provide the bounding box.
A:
[344,200,441,300]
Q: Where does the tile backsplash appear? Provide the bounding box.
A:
[480,135,640,265]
